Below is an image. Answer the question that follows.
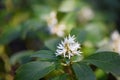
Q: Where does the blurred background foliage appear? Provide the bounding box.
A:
[0,0,120,80]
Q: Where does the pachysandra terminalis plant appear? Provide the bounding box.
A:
[15,35,120,80]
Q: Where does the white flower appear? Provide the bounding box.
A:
[47,11,58,29]
[97,30,120,55]
[50,23,66,37]
[111,30,120,54]
[55,35,82,59]
[46,11,66,37]
[78,7,94,22]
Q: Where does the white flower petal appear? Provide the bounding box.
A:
[55,35,82,59]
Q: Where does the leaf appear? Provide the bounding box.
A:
[45,38,61,51]
[50,74,68,80]
[84,51,120,76]
[71,28,87,43]
[84,23,106,44]
[71,55,83,62]
[72,62,96,80]
[31,50,57,60]
[10,51,33,65]
[15,61,55,80]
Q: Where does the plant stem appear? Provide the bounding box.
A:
[64,65,74,80]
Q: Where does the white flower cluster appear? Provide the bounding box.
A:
[55,35,82,59]
[47,11,66,37]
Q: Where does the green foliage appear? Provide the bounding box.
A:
[31,50,57,61]
[72,62,96,80]
[50,74,68,80]
[10,51,34,65]
[0,27,21,45]
[71,28,87,43]
[15,61,55,80]
[45,38,61,51]
[15,50,120,80]
[84,52,120,76]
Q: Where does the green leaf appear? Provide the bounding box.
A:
[31,50,57,60]
[10,51,34,65]
[84,23,107,44]
[71,28,87,43]
[84,51,120,76]
[15,61,55,80]
[72,62,96,80]
[50,74,68,80]
[71,55,83,62]
[45,38,61,51]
